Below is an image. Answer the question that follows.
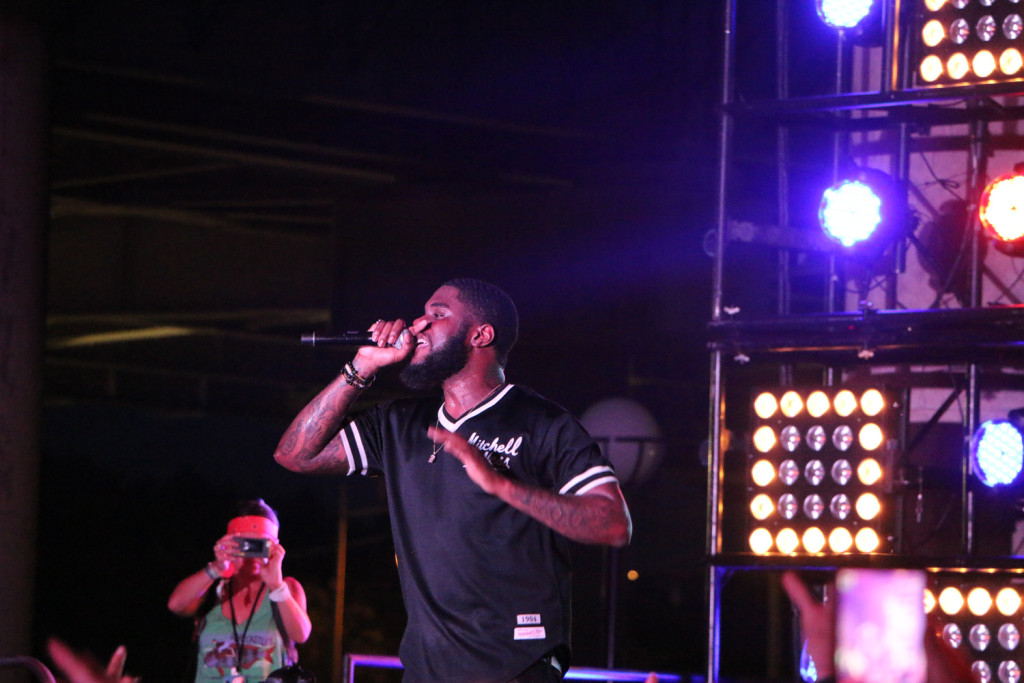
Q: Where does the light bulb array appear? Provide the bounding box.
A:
[746,388,896,556]
[928,572,1024,683]
[915,0,1024,87]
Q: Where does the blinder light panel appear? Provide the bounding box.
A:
[913,0,1024,87]
[746,387,896,557]
[928,571,1024,683]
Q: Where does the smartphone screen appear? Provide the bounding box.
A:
[836,568,927,683]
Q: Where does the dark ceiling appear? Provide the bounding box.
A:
[42,1,721,419]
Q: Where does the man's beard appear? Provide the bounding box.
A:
[399,323,470,391]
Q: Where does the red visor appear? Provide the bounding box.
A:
[227,515,279,539]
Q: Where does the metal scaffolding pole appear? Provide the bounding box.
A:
[705,0,736,678]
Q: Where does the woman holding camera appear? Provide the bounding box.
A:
[168,500,312,683]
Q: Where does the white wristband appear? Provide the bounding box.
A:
[268,582,291,602]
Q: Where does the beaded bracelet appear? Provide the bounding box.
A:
[342,362,375,390]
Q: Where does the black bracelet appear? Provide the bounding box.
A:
[342,362,374,390]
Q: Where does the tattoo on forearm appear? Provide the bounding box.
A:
[275,384,355,472]
[513,485,616,545]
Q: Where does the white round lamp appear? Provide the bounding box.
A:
[580,397,664,486]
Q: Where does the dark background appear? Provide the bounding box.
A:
[29,2,855,681]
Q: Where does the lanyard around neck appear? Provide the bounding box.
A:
[226,580,266,673]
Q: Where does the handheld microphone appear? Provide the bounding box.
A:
[300,331,376,346]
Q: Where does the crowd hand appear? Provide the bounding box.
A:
[47,638,138,683]
[783,572,972,683]
[263,539,286,589]
[426,427,499,493]
[210,534,240,577]
[780,570,835,681]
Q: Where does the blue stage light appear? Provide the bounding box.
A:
[819,179,884,248]
[818,169,910,254]
[971,420,1024,488]
[816,0,875,31]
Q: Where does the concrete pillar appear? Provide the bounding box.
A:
[0,0,49,673]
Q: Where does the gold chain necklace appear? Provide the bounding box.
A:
[428,417,443,463]
[428,382,504,463]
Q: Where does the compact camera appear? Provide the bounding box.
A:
[235,537,270,558]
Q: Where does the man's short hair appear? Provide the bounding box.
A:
[443,278,519,367]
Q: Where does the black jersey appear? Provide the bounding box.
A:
[337,384,619,682]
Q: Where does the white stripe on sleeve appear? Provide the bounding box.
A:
[559,465,616,495]
[340,426,370,475]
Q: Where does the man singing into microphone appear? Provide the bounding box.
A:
[273,278,632,682]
